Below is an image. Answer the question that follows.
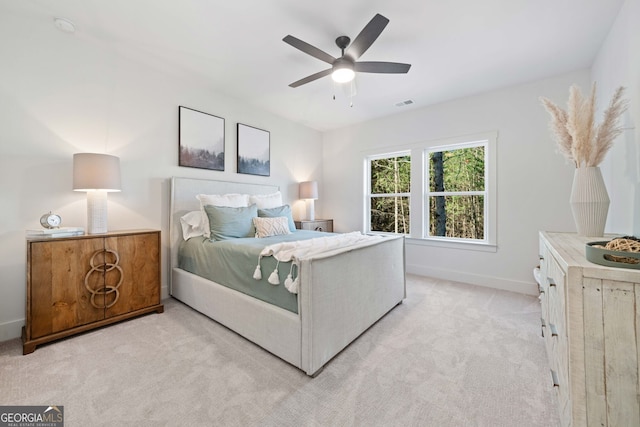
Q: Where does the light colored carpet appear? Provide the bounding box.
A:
[0,275,560,427]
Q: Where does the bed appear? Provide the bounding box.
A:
[169,177,406,376]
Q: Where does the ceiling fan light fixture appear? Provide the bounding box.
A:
[332,67,355,83]
[331,60,355,83]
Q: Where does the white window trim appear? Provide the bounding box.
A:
[363,131,497,252]
[405,236,497,252]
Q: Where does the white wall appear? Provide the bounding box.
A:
[322,70,590,295]
[0,11,322,340]
[591,0,640,236]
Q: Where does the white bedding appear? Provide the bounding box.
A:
[256,232,383,293]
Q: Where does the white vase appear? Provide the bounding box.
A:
[569,166,610,237]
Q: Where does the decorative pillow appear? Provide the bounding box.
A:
[253,216,292,238]
[197,193,249,208]
[179,211,207,240]
[258,205,296,232]
[196,193,250,238]
[204,204,257,241]
[249,191,283,209]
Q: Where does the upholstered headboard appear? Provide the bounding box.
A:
[169,177,279,274]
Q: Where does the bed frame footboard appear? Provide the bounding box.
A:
[298,235,406,376]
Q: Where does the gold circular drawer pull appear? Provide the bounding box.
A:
[84,249,123,309]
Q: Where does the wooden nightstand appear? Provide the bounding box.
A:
[294,219,333,232]
[23,229,164,354]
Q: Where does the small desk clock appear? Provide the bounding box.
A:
[40,212,62,229]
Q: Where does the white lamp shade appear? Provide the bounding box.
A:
[299,181,318,200]
[73,153,121,192]
[73,153,121,234]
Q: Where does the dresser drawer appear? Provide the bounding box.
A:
[546,254,567,345]
[550,324,570,422]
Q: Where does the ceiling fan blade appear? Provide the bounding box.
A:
[354,62,411,74]
[344,14,389,60]
[289,68,333,88]
[283,35,336,65]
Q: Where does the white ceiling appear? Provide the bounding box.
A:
[5,0,625,132]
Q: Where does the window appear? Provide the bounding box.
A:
[367,152,411,234]
[427,143,486,241]
[365,132,496,250]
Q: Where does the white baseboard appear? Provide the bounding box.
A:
[407,263,538,296]
[0,318,24,342]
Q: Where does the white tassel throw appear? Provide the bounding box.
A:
[252,232,383,294]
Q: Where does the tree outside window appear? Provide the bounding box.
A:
[369,154,411,234]
[428,144,486,240]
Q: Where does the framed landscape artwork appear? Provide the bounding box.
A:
[237,123,270,176]
[179,106,225,171]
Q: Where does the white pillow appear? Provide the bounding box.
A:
[253,216,291,238]
[180,211,206,240]
[249,191,282,209]
[196,193,250,238]
[197,193,250,208]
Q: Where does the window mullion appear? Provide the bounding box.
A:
[427,191,486,197]
[370,192,411,197]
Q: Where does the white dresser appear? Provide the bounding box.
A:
[538,232,640,427]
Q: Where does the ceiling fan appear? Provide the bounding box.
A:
[283,13,411,88]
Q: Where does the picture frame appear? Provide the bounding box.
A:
[178,106,225,171]
[237,123,270,176]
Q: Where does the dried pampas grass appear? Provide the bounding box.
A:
[540,83,628,167]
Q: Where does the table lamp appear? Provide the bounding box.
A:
[73,153,121,234]
[299,181,318,221]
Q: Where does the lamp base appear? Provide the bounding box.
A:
[87,190,109,234]
[305,199,315,221]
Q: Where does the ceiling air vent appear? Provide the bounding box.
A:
[395,99,414,107]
